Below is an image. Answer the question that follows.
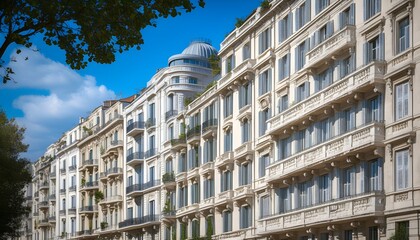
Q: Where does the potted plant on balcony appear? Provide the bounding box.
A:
[180,223,187,240]
[162,172,174,183]
[94,190,104,204]
[61,232,66,239]
[205,218,213,240]
[81,178,86,187]
[235,17,245,28]
[260,0,270,11]
[100,222,108,230]
[171,227,176,240]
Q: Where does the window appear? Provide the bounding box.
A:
[260,195,270,218]
[339,4,355,29]
[395,149,410,190]
[239,163,251,186]
[240,205,252,229]
[342,108,356,133]
[221,170,232,192]
[172,76,180,84]
[258,28,271,54]
[178,153,187,173]
[364,34,384,64]
[224,93,233,118]
[259,108,270,136]
[192,219,200,238]
[298,181,313,208]
[224,129,232,152]
[369,226,378,240]
[295,39,309,71]
[315,0,329,14]
[344,230,353,240]
[243,43,251,61]
[203,178,214,199]
[259,154,269,178]
[395,221,409,240]
[339,53,355,78]
[277,136,291,161]
[259,69,272,96]
[296,82,310,102]
[178,185,188,208]
[205,216,215,236]
[397,17,410,53]
[295,0,311,30]
[279,13,292,43]
[191,182,200,204]
[364,0,381,20]
[365,95,382,123]
[343,167,355,197]
[223,211,232,232]
[395,81,409,120]
[278,53,290,81]
[188,77,198,84]
[277,187,290,213]
[278,94,288,113]
[319,174,330,203]
[225,54,235,73]
[203,138,216,163]
[241,118,250,143]
[239,82,252,108]
[369,159,383,191]
[315,67,333,92]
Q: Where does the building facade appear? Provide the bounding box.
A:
[23,0,420,239]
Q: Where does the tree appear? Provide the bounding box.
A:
[0,110,32,239]
[0,0,205,83]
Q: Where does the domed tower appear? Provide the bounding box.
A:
[168,40,218,67]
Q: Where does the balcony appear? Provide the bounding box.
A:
[234,141,253,160]
[60,188,66,194]
[200,161,214,176]
[118,214,160,231]
[257,191,385,235]
[215,190,234,206]
[161,210,176,223]
[216,151,234,168]
[100,195,123,205]
[186,126,201,143]
[233,185,253,201]
[60,168,66,174]
[33,212,39,216]
[80,181,99,191]
[145,118,156,129]
[267,122,385,183]
[306,25,356,69]
[106,167,123,178]
[39,182,49,191]
[49,194,56,201]
[107,140,123,153]
[218,58,256,89]
[77,230,95,237]
[39,201,49,209]
[202,119,218,138]
[59,210,65,215]
[69,185,76,192]
[269,61,386,134]
[170,138,187,151]
[126,180,161,197]
[165,110,178,121]
[38,219,49,227]
[200,197,215,210]
[48,215,56,222]
[144,148,157,160]
[79,205,98,213]
[50,171,56,179]
[68,208,76,214]
[126,121,145,137]
[81,159,98,168]
[126,152,145,167]
[69,165,77,172]
[34,191,39,199]
[162,172,176,189]
[213,228,254,240]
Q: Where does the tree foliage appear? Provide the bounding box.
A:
[0,110,32,239]
[0,0,205,83]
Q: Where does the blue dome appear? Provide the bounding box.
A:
[181,41,218,58]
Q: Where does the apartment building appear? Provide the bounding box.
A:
[25,0,420,239]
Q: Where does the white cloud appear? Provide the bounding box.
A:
[2,49,116,160]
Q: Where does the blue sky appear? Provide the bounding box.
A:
[0,0,261,160]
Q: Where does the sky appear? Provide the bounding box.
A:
[0,0,261,161]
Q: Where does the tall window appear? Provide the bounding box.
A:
[364,34,384,63]
[343,167,355,197]
[223,211,232,232]
[296,82,310,102]
[364,0,381,20]
[298,181,312,208]
[260,195,270,219]
[191,182,200,204]
[319,174,330,203]
[339,4,355,29]
[295,40,308,71]
[225,54,235,73]
[239,163,251,186]
[279,13,292,43]
[240,205,252,229]
[369,159,383,191]
[277,136,291,161]
[365,96,381,123]
[315,0,329,14]
[395,81,409,120]
[224,129,232,152]
[395,149,409,190]
[224,93,233,118]
[241,118,250,143]
[278,53,290,81]
[259,108,270,136]
[315,67,333,92]
[259,69,272,96]
[278,94,288,113]
[239,82,252,108]
[243,43,251,61]
[192,219,200,238]
[344,230,353,240]
[277,187,290,213]
[295,0,311,30]
[221,170,232,192]
[395,221,409,240]
[203,178,214,199]
[369,226,379,240]
[258,28,271,54]
[397,17,410,53]
[259,154,269,178]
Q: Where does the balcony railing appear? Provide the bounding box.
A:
[83,159,98,166]
[83,181,98,188]
[165,110,178,121]
[50,171,56,178]
[69,185,76,191]
[170,138,186,146]
[145,118,156,128]
[49,194,56,200]
[202,118,217,132]
[106,167,123,176]
[79,205,97,212]
[144,148,157,159]
[110,140,123,148]
[118,214,160,228]
[126,180,161,195]
[126,121,145,135]
[60,168,66,174]
[60,189,66,194]
[187,126,201,139]
[162,172,175,183]
[59,210,65,215]
[126,152,145,163]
